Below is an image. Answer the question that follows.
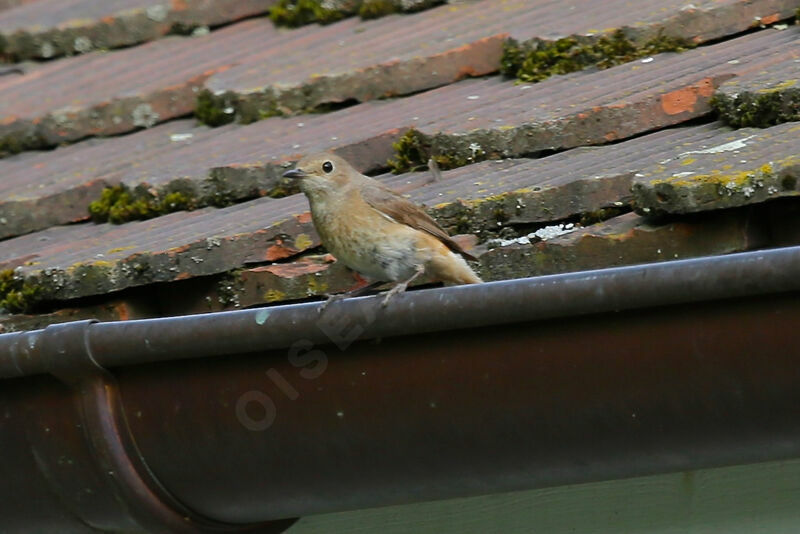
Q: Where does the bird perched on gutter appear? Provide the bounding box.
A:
[283,153,482,307]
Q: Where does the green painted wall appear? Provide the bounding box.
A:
[288,458,800,533]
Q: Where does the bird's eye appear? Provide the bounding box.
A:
[322,161,333,174]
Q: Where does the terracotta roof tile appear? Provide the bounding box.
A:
[5,119,797,303]
[2,27,797,239]
[479,209,762,281]
[148,204,763,314]
[712,49,800,127]
[2,0,797,152]
[0,19,276,152]
[205,0,800,119]
[2,1,800,327]
[0,0,273,60]
[121,205,769,317]
[632,122,800,215]
[0,0,35,12]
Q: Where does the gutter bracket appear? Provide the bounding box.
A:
[35,320,297,534]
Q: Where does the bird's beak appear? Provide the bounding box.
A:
[283,168,307,179]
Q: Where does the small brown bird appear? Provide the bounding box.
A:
[283,152,482,306]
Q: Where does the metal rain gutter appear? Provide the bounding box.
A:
[1,246,799,532]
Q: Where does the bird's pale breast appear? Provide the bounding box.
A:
[311,195,424,282]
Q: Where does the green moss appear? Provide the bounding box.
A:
[0,135,25,157]
[270,0,440,24]
[359,0,397,18]
[388,129,431,173]
[159,191,194,212]
[10,32,35,61]
[630,31,692,58]
[501,36,597,82]
[499,38,527,78]
[387,129,488,174]
[89,185,149,223]
[0,34,8,62]
[204,172,238,208]
[170,22,199,36]
[0,269,41,314]
[454,214,472,235]
[492,206,509,224]
[257,107,281,121]
[269,0,354,27]
[579,206,627,226]
[88,184,198,224]
[711,89,800,128]
[195,89,236,126]
[398,0,443,14]
[434,153,478,170]
[267,183,295,198]
[231,94,284,124]
[433,204,479,237]
[217,270,244,307]
[430,197,509,240]
[109,196,150,222]
[71,263,116,292]
[502,29,694,83]
[0,130,45,156]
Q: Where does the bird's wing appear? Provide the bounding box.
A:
[361,181,477,261]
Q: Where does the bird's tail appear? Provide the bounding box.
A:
[431,250,483,285]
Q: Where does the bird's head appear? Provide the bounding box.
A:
[283,152,356,200]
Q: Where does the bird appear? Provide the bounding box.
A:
[283,152,482,307]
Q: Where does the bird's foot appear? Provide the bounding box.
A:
[318,293,346,314]
[381,265,425,307]
[381,282,408,307]
[319,280,386,314]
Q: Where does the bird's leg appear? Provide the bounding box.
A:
[381,265,425,307]
[319,280,385,314]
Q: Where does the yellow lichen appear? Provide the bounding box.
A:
[107,246,134,254]
[658,162,778,189]
[306,276,328,295]
[293,233,314,251]
[263,289,287,302]
[87,260,115,269]
[649,163,787,205]
[756,79,797,94]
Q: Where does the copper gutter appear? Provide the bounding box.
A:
[1,246,799,532]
